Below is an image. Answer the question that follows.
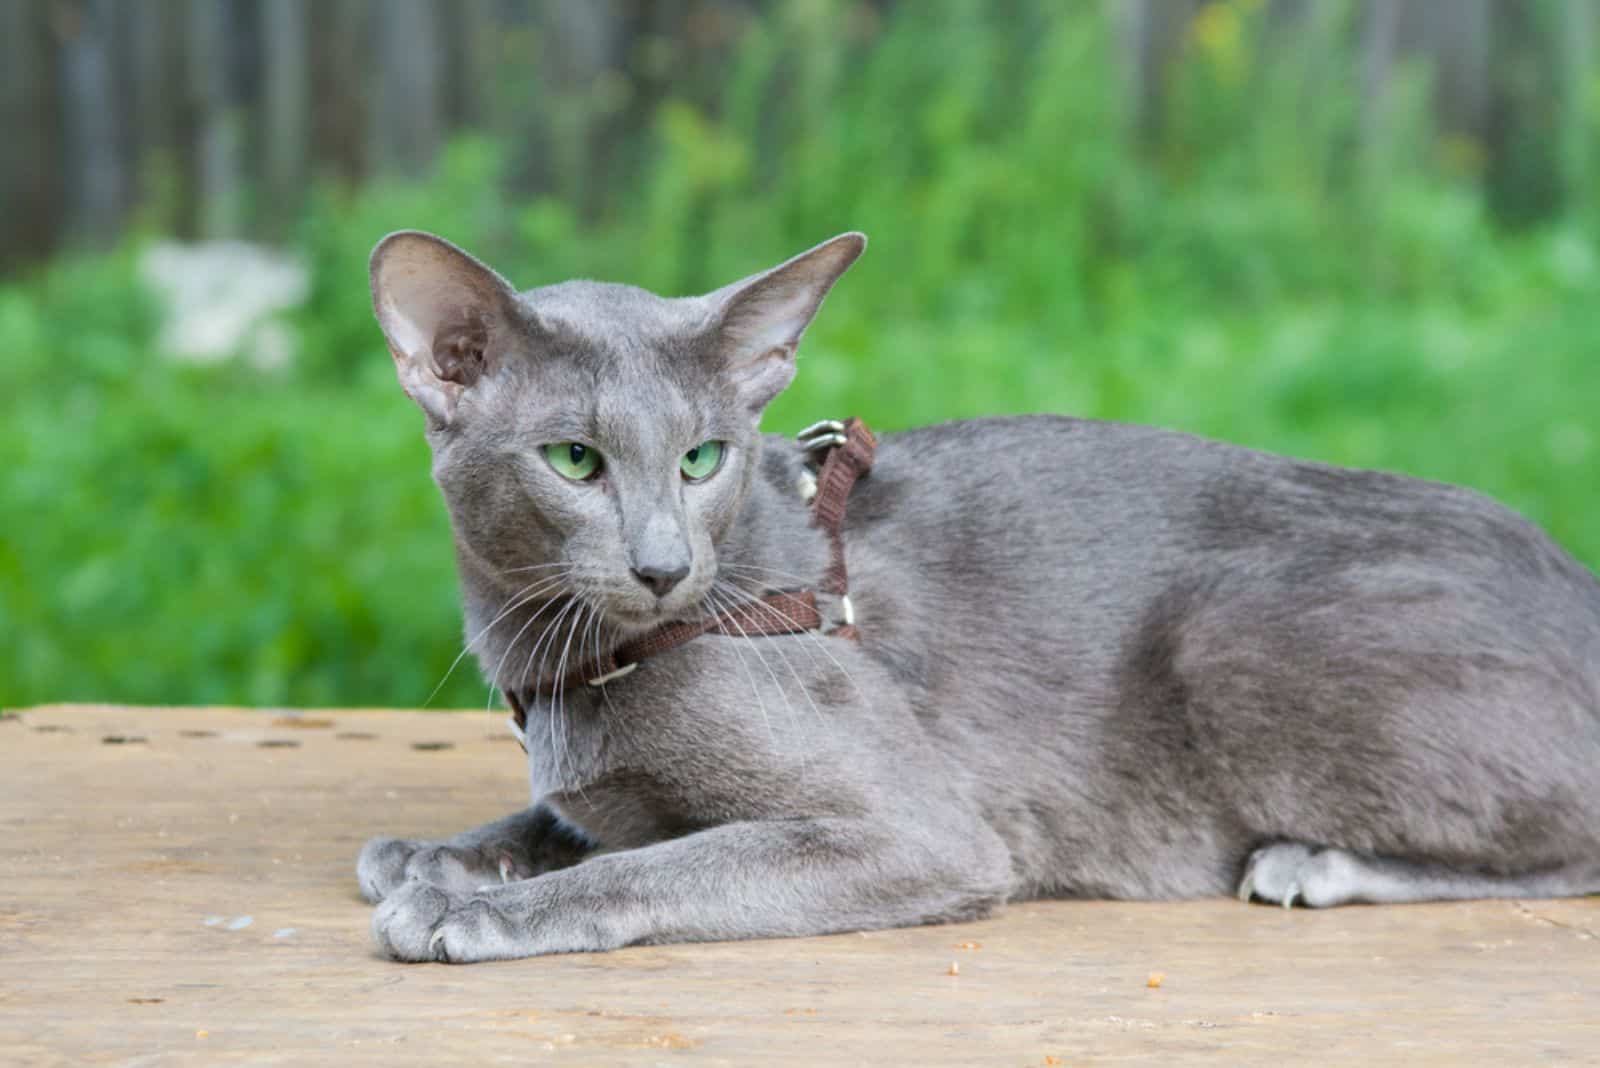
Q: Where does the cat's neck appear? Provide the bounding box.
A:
[709,436,836,602]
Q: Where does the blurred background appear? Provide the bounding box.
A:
[3,0,1598,709]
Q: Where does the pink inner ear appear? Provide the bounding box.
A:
[731,344,797,413]
[729,344,792,375]
[432,311,490,386]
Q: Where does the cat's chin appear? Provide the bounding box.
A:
[604,607,676,636]
[605,598,706,638]
[607,616,652,636]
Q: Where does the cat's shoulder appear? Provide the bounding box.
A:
[756,414,1240,519]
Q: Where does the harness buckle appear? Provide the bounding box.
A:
[797,420,848,453]
[586,661,638,688]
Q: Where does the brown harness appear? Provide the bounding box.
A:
[505,418,876,745]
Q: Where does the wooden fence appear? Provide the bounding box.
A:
[2,0,1594,273]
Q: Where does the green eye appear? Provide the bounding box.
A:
[680,440,724,481]
[544,442,602,481]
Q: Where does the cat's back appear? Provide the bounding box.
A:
[843,413,1250,589]
[837,413,1600,695]
[834,414,1239,708]
[849,413,1597,590]
[851,413,1221,530]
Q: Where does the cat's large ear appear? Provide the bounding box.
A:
[703,232,866,414]
[369,231,523,425]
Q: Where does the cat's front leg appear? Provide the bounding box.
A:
[357,804,593,903]
[372,815,1014,962]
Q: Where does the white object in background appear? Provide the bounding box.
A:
[139,241,309,371]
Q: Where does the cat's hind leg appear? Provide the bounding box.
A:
[1237,842,1600,908]
[357,805,592,903]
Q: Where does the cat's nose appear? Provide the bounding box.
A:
[631,562,690,599]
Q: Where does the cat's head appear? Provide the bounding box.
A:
[369,231,864,637]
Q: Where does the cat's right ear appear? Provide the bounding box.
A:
[369,231,523,425]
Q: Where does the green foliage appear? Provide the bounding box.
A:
[3,0,1597,708]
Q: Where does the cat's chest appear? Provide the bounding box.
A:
[513,637,871,848]
[523,716,794,851]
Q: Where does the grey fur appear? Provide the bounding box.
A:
[359,230,1600,962]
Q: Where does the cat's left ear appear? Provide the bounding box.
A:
[702,232,866,414]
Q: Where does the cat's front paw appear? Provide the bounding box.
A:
[368,879,545,963]
[357,837,421,903]
[371,875,626,962]
[371,879,455,961]
[373,882,511,963]
[356,836,531,904]
[1237,841,1362,908]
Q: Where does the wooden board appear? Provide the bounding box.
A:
[2,705,1595,1065]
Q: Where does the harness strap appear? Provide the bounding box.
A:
[811,417,875,639]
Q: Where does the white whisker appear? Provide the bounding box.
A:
[524,595,581,700]
[591,610,625,727]
[712,579,868,708]
[482,584,575,711]
[498,561,580,576]
[552,599,595,807]
[426,571,571,707]
[707,587,816,746]
[718,561,833,589]
[529,596,581,759]
[703,590,782,755]
[711,584,833,734]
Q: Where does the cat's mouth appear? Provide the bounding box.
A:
[605,603,686,634]
[606,608,660,630]
[604,591,711,636]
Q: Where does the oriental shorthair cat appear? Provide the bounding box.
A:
[358,230,1600,962]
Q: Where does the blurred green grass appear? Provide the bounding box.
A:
[3,2,1598,708]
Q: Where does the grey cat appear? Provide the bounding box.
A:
[357,230,1600,963]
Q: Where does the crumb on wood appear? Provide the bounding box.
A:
[1146,971,1165,989]
[946,961,960,976]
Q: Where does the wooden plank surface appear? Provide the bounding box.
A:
[2,705,1595,1065]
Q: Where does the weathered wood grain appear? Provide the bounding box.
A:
[1,705,1594,1065]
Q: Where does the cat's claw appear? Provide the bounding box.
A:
[475,854,528,892]
[371,879,452,961]
[357,836,530,902]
